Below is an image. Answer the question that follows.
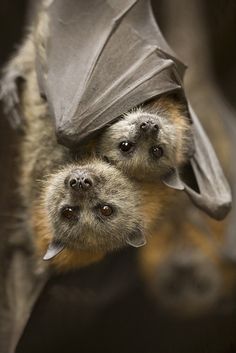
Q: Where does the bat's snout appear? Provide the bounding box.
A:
[66,170,94,192]
[139,118,159,136]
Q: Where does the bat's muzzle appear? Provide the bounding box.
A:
[139,118,159,137]
[67,171,94,191]
[140,119,159,133]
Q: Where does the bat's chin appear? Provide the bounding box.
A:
[53,227,125,253]
[123,164,162,182]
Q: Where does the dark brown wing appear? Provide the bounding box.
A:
[184,105,232,220]
[0,245,49,353]
[37,0,185,146]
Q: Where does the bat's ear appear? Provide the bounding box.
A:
[0,68,26,132]
[183,106,232,220]
[126,228,146,248]
[43,241,65,261]
[162,168,185,190]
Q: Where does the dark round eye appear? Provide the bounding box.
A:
[99,205,113,217]
[151,145,164,159]
[119,141,134,152]
[61,207,79,220]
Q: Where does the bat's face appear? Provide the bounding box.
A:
[98,98,192,181]
[152,250,222,317]
[42,160,144,252]
[138,209,236,318]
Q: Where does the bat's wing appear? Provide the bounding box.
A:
[37,0,186,146]
[16,249,140,352]
[218,103,236,260]
[0,239,49,353]
[36,0,231,220]
[183,106,232,220]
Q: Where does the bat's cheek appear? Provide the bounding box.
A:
[30,201,125,260]
[30,203,55,261]
[71,222,127,252]
[30,204,105,272]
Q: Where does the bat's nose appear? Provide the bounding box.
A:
[139,119,159,134]
[67,171,94,191]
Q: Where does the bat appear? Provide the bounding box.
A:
[0,0,233,351]
[138,194,236,318]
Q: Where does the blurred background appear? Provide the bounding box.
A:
[1,1,236,352]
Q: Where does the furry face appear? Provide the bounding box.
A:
[40,160,145,259]
[98,96,193,181]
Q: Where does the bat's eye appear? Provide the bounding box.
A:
[61,206,79,221]
[119,141,134,152]
[99,205,113,217]
[151,145,164,159]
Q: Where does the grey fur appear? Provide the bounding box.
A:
[97,101,193,181]
[42,160,144,253]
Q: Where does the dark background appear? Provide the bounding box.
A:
[1,1,236,353]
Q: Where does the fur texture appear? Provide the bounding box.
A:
[97,95,194,181]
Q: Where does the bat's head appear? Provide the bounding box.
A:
[138,202,236,318]
[98,96,193,182]
[40,159,145,260]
